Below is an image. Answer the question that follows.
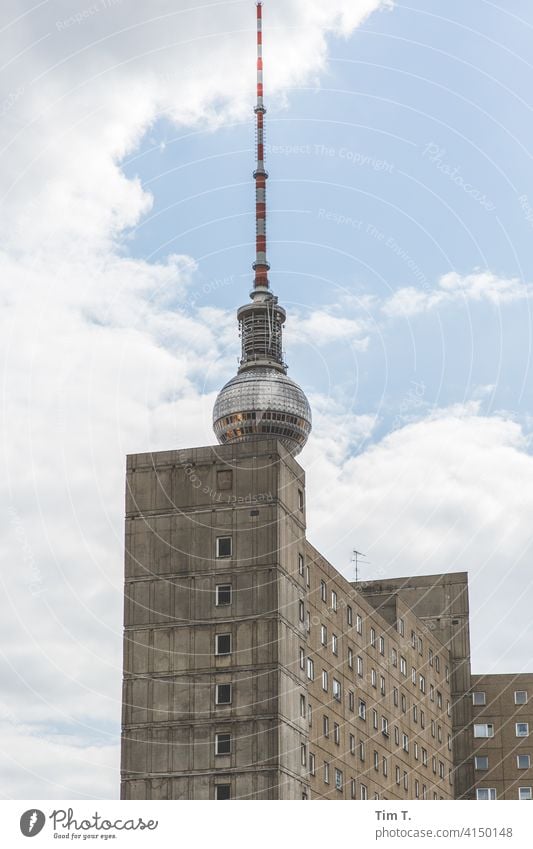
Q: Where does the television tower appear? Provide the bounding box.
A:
[212,2,312,456]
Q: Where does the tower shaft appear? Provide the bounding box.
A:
[253,3,269,290]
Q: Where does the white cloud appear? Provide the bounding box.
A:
[292,308,370,348]
[0,0,390,799]
[382,271,533,318]
[303,405,533,674]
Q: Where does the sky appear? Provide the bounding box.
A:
[1,0,533,800]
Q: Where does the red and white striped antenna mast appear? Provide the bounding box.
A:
[253,2,269,291]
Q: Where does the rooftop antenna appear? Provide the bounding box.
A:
[352,549,368,583]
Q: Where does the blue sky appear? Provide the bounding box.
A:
[1,0,533,800]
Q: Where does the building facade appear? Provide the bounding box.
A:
[120,440,530,801]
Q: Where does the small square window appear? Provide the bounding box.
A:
[216,537,232,558]
[215,783,231,800]
[215,634,231,655]
[216,684,232,705]
[472,691,486,706]
[519,787,532,800]
[517,755,530,769]
[476,788,496,800]
[516,723,529,737]
[515,691,528,705]
[474,723,494,739]
[216,584,232,606]
[215,733,231,755]
[216,469,233,491]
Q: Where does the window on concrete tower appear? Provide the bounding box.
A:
[476,788,496,800]
[472,691,486,706]
[519,787,532,800]
[215,733,231,755]
[215,784,231,800]
[216,536,232,558]
[515,691,528,705]
[516,723,529,737]
[215,584,232,605]
[215,634,231,655]
[215,684,232,705]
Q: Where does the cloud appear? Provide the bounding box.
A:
[382,271,533,317]
[292,308,370,348]
[0,0,390,799]
[304,404,533,674]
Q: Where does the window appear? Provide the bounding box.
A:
[413,705,418,723]
[515,691,528,705]
[356,614,362,634]
[394,726,400,745]
[309,753,316,776]
[374,750,379,771]
[382,716,389,736]
[429,648,433,666]
[393,687,399,707]
[360,784,368,800]
[298,553,304,576]
[420,709,425,729]
[403,771,408,791]
[380,675,386,696]
[215,634,231,655]
[392,648,398,667]
[307,658,314,680]
[418,636,423,655]
[320,625,327,646]
[431,719,436,738]
[320,580,327,602]
[301,743,307,766]
[323,715,329,737]
[300,694,306,718]
[358,699,366,720]
[347,605,353,626]
[447,700,451,717]
[217,468,233,490]
[370,627,376,647]
[322,670,329,692]
[216,537,232,558]
[371,668,377,688]
[348,647,353,669]
[215,584,232,605]
[400,656,407,676]
[395,766,401,785]
[323,762,329,784]
[422,748,428,767]
[438,724,442,743]
[349,733,356,755]
[298,600,305,622]
[414,742,419,760]
[435,654,440,673]
[335,768,343,791]
[398,617,404,636]
[419,674,426,694]
[348,690,355,712]
[519,787,532,800]
[216,684,232,705]
[476,788,496,800]
[350,779,356,799]
[331,590,337,611]
[517,755,530,769]
[472,692,486,706]
[215,733,231,755]
[516,723,529,737]
[308,704,312,726]
[411,667,417,685]
[334,723,340,745]
[332,634,338,655]
[382,756,388,776]
[430,684,435,702]
[415,779,419,799]
[372,709,378,730]
[437,690,443,709]
[333,679,342,702]
[411,630,416,649]
[359,740,365,761]
[215,784,231,800]
[298,488,304,510]
[299,647,305,670]
[357,656,363,677]
[306,565,310,587]
[401,694,406,713]
[402,733,409,753]
[439,761,445,779]
[379,636,385,655]
[432,756,437,774]
[448,734,452,752]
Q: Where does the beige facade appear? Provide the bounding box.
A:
[470,674,533,800]
[120,439,529,801]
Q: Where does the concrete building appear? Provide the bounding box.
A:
[119,3,531,802]
[470,674,533,800]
